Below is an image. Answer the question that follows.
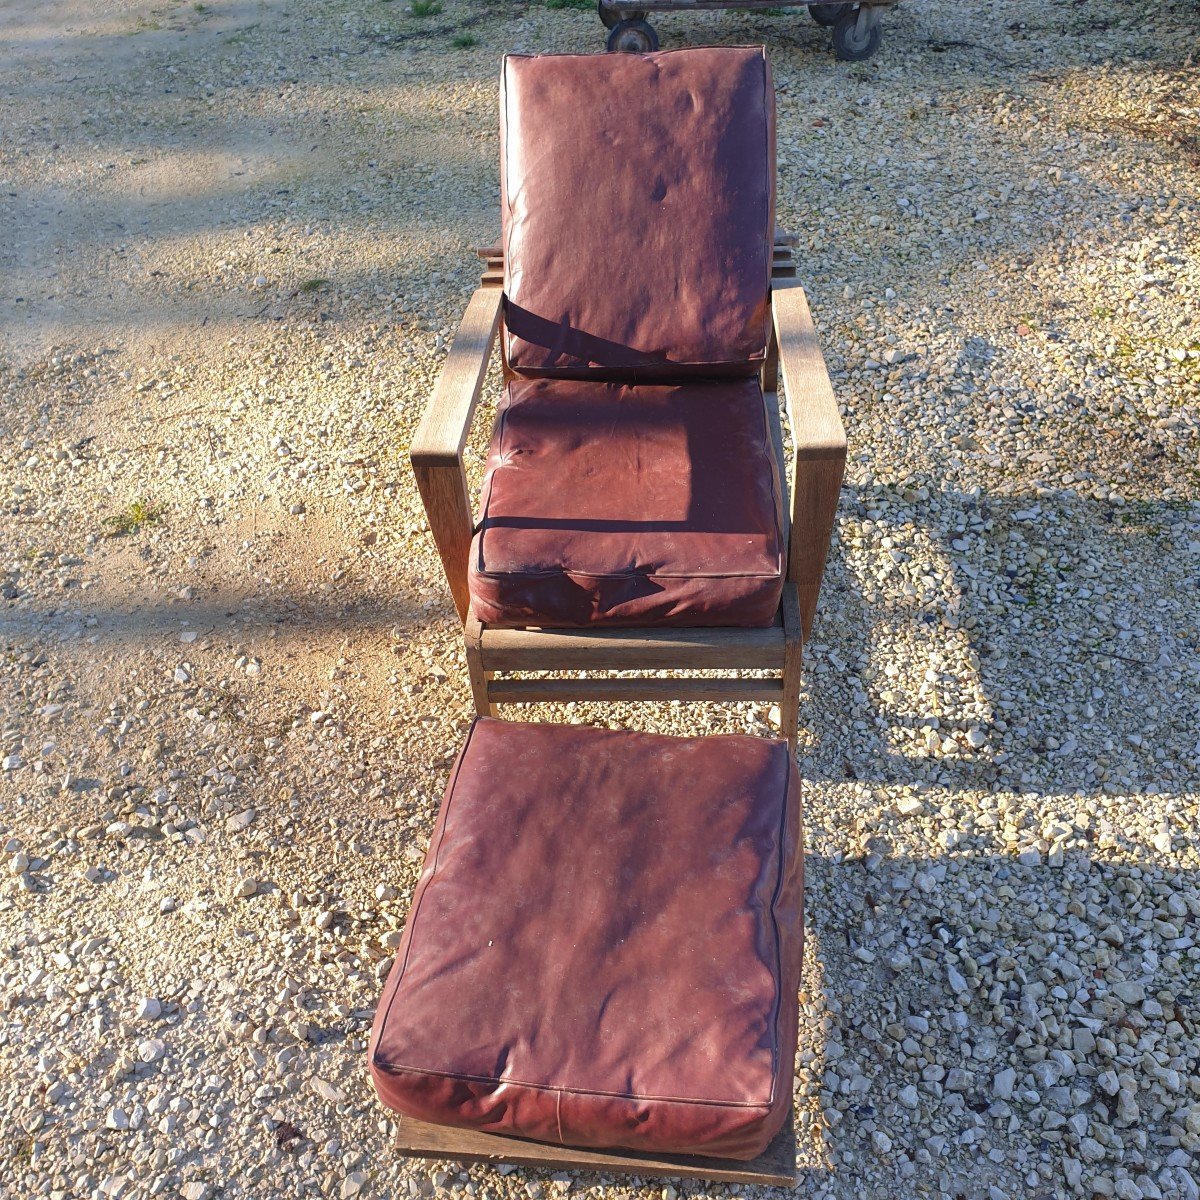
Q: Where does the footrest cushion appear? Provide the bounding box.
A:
[369,718,803,1161]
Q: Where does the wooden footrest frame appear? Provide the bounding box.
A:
[478,616,786,672]
[465,588,804,745]
[395,1112,798,1186]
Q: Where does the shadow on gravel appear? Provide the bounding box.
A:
[0,591,431,647]
[801,481,1198,799]
[793,846,1199,1196]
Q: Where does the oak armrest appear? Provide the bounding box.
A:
[411,287,504,468]
[410,287,504,621]
[771,283,846,461]
[771,283,846,641]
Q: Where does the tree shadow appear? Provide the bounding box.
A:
[791,845,1200,1195]
[798,480,1198,799]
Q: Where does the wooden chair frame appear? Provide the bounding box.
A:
[410,238,845,749]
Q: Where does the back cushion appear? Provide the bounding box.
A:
[500,47,775,380]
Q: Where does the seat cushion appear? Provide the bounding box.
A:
[369,717,803,1161]
[500,48,775,379]
[468,377,785,628]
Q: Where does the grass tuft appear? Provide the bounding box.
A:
[103,500,165,537]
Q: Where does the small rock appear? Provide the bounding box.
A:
[341,1173,367,1199]
[993,1067,1017,1101]
[1112,980,1145,1004]
[311,1077,344,1104]
[225,809,256,834]
[138,1038,165,1064]
[135,997,162,1022]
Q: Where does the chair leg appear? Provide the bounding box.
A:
[464,612,497,718]
[780,583,804,753]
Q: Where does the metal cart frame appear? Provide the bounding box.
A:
[598,0,895,61]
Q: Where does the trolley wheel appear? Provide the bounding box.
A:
[833,7,882,60]
[598,2,646,29]
[809,3,849,27]
[606,18,660,52]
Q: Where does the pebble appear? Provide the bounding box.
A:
[341,1173,367,1199]
[137,1038,166,1063]
[134,997,162,1021]
[993,1067,1017,1101]
[311,1078,344,1105]
[225,809,256,833]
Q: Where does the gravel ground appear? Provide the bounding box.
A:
[2,1,1199,1198]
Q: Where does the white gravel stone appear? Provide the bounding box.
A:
[134,997,162,1022]
[137,1038,166,1063]
[341,1173,368,1199]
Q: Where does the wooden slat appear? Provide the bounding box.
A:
[410,287,503,622]
[395,1113,797,1186]
[488,265,791,285]
[479,237,794,258]
[479,621,784,672]
[480,239,796,286]
[488,677,784,704]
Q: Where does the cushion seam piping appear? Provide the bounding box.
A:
[371,1061,776,1111]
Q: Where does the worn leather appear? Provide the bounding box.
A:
[369,717,804,1160]
[500,48,775,379]
[467,376,784,628]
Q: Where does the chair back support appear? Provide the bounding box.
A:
[500,48,775,381]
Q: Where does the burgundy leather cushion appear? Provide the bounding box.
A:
[467,376,784,628]
[500,48,775,379]
[369,718,803,1160]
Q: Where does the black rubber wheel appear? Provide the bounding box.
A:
[598,2,646,29]
[833,8,882,60]
[606,18,660,52]
[809,3,849,27]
